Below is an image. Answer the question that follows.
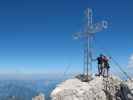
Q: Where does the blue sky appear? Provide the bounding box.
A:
[0,0,133,76]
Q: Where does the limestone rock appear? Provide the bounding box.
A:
[51,76,123,100]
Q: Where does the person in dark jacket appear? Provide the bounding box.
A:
[96,54,103,76]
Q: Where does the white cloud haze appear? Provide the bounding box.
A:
[128,54,133,68]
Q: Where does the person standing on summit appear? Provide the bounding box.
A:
[96,54,104,76]
[102,56,111,77]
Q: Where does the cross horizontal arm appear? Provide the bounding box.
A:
[87,21,108,33]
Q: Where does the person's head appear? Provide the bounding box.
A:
[103,56,108,60]
[100,54,103,57]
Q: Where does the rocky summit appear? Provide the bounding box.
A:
[51,76,133,100]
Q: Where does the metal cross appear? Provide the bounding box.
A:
[74,8,108,79]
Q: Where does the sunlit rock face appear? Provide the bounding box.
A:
[51,76,124,100]
[32,93,45,100]
[126,79,133,94]
[123,79,133,100]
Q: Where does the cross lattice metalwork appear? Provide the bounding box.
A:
[74,8,108,80]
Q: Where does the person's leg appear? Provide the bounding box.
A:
[101,63,104,76]
[107,67,110,77]
[104,63,108,77]
[98,64,100,75]
[107,68,108,77]
[105,68,108,77]
[100,65,102,76]
[102,68,105,77]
